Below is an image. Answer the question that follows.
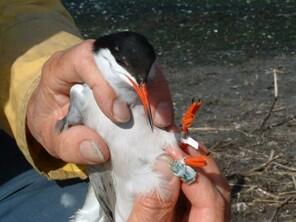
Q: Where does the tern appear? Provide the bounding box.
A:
[57,31,200,222]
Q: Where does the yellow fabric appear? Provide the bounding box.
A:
[0,0,87,180]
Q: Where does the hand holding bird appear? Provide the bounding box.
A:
[26,35,230,222]
[26,40,173,165]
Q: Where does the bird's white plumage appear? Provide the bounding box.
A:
[71,186,106,222]
[94,49,138,104]
[69,49,180,222]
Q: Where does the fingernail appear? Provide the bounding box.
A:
[164,147,184,160]
[113,99,130,123]
[80,140,105,163]
[154,102,172,127]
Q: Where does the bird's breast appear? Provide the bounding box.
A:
[83,93,176,175]
[79,84,178,220]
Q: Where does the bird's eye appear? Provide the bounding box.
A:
[116,58,123,65]
[116,56,129,67]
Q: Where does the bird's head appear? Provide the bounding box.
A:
[93,31,156,129]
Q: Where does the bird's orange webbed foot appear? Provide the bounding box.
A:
[180,98,202,136]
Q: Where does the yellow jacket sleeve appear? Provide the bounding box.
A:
[0,0,87,180]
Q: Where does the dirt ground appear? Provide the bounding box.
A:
[63,1,296,221]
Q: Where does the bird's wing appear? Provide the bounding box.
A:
[54,84,116,220]
[55,84,86,133]
[87,164,116,221]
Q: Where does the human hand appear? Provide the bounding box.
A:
[26,40,174,164]
[128,144,231,222]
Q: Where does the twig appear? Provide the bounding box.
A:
[268,197,294,222]
[268,114,296,128]
[292,176,296,190]
[190,126,257,138]
[209,141,224,150]
[255,106,286,114]
[229,183,256,188]
[241,150,282,176]
[274,171,296,176]
[279,190,296,196]
[260,69,279,129]
[255,187,280,200]
[209,140,233,151]
[189,127,233,132]
[237,145,270,162]
[235,129,258,138]
[239,141,265,150]
[273,69,279,98]
[238,147,296,172]
[250,199,295,204]
[276,12,296,17]
[272,162,296,172]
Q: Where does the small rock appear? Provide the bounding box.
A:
[236,202,248,212]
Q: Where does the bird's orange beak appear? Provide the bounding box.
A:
[127,77,153,130]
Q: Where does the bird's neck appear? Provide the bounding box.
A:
[93,50,140,105]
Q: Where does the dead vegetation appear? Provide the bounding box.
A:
[191,116,295,222]
[176,60,296,222]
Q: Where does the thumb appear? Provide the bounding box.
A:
[128,193,175,222]
[53,125,110,164]
[181,172,225,222]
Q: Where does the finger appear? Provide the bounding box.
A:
[53,125,110,164]
[158,146,230,221]
[186,143,220,173]
[128,174,179,222]
[128,193,176,222]
[74,41,130,123]
[154,154,181,200]
[46,40,130,123]
[128,149,181,222]
[186,143,231,204]
[148,64,174,128]
[48,40,103,90]
[181,172,227,222]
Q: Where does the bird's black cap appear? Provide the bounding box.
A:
[93,31,156,84]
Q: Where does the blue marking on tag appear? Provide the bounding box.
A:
[170,160,197,184]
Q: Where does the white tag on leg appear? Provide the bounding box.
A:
[181,136,199,150]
